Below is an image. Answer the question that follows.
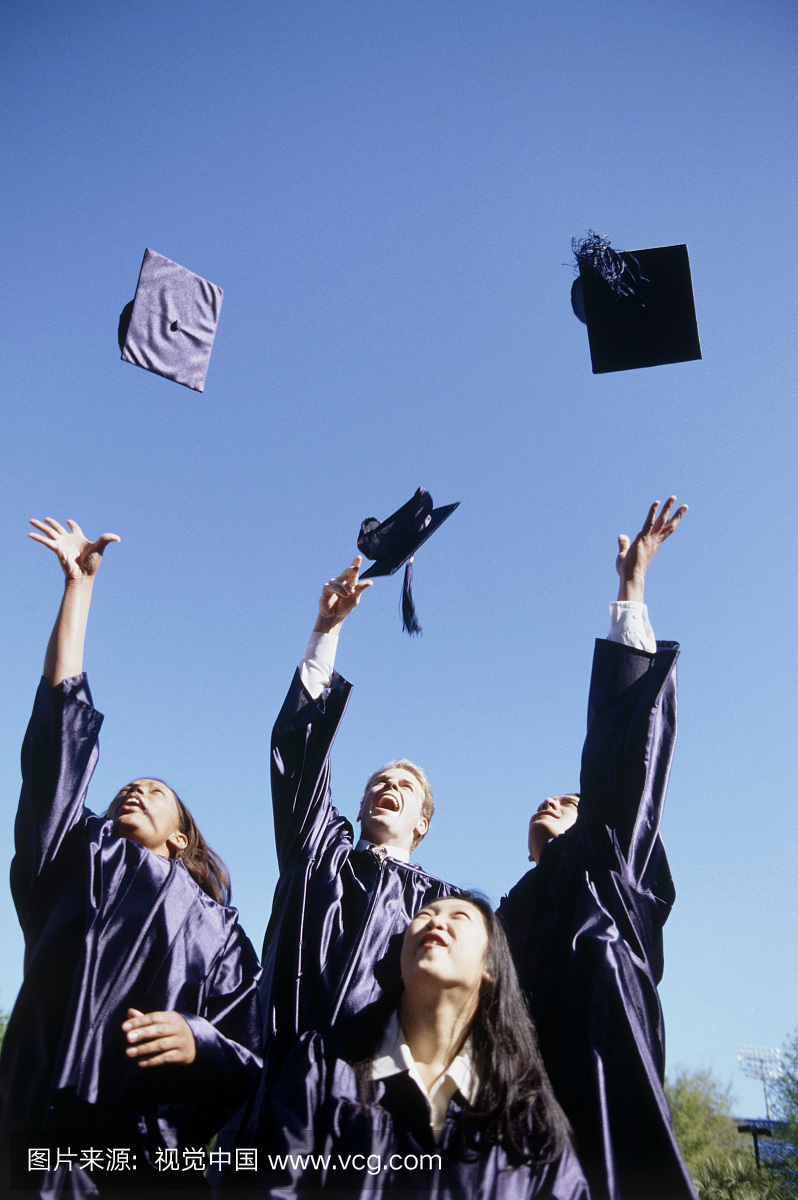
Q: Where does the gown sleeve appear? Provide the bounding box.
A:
[11,673,104,938]
[270,667,353,871]
[262,1032,327,1199]
[179,919,264,1111]
[579,638,679,886]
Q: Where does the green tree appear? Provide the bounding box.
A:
[768,1027,798,1196]
[665,1067,749,1179]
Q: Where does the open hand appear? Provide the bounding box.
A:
[122,1008,197,1068]
[616,497,687,601]
[315,556,372,632]
[29,519,120,582]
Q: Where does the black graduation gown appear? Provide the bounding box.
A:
[0,675,263,1197]
[244,1030,591,1200]
[499,639,697,1200]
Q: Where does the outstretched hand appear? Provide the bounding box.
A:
[616,497,687,603]
[315,556,372,633]
[29,518,120,583]
[122,1008,197,1069]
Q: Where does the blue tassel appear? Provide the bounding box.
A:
[401,561,422,636]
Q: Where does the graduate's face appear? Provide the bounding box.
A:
[358,767,429,853]
[108,779,188,859]
[527,794,580,863]
[401,899,490,996]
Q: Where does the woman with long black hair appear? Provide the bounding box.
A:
[0,518,262,1197]
[250,894,588,1199]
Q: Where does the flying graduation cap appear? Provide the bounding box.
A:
[118,248,223,392]
[357,487,459,635]
[570,232,701,374]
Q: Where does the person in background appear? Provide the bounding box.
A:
[499,498,697,1200]
[0,518,262,1197]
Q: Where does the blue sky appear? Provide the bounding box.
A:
[1,0,796,1119]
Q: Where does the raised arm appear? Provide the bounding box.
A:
[298,556,372,701]
[522,499,687,870]
[581,497,687,881]
[29,518,120,686]
[12,521,119,929]
[271,559,371,870]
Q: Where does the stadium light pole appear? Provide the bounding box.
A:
[737,1044,783,1120]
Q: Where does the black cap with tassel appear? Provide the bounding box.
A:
[570,230,701,374]
[357,488,459,635]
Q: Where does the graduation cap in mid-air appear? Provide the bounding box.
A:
[570,232,701,374]
[118,248,223,392]
[357,487,459,636]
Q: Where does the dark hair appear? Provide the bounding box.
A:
[171,790,231,906]
[111,780,231,906]
[456,894,569,1165]
[356,893,569,1166]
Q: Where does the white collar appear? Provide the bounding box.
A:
[371,1011,477,1105]
[354,838,411,864]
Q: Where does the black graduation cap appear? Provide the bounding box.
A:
[570,232,701,374]
[357,488,459,635]
[118,248,223,392]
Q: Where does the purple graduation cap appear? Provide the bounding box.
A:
[118,249,223,392]
[358,487,459,635]
[571,232,701,373]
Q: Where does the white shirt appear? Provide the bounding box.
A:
[371,1011,476,1142]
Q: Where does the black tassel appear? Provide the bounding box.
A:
[571,231,648,304]
[401,560,422,636]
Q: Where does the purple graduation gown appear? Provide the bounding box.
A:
[499,640,696,1200]
[233,669,461,1150]
[0,675,263,1197]
[244,1031,590,1199]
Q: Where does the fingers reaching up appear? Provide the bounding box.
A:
[29,518,120,583]
[640,496,688,543]
[616,496,688,603]
[315,556,373,633]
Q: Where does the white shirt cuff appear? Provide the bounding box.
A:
[607,601,656,653]
[298,630,340,700]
